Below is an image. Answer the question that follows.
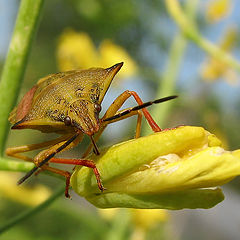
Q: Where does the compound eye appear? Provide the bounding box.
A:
[94,103,102,113]
[64,116,71,126]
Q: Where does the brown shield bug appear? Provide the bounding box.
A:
[6,63,177,197]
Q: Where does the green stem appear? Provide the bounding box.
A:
[0,157,64,181]
[165,0,240,71]
[144,0,198,134]
[0,0,44,155]
[195,37,240,71]
[104,209,131,240]
[0,186,64,234]
[150,33,186,129]
[55,203,109,237]
[0,157,34,172]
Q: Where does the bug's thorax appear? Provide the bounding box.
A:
[67,99,101,136]
[8,62,123,134]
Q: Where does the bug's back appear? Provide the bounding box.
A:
[9,63,123,133]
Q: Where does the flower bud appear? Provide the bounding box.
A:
[71,126,240,209]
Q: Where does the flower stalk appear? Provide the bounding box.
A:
[165,0,240,72]
[0,0,44,155]
[147,0,198,130]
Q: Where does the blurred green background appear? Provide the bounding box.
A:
[1,0,240,239]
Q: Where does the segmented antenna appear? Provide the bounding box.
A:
[103,95,178,122]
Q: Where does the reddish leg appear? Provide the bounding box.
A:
[50,158,105,191]
[128,91,161,132]
[40,165,72,198]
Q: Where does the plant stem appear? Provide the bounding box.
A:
[165,0,240,71]
[0,157,34,172]
[0,186,64,234]
[0,0,44,155]
[144,0,198,134]
[149,33,186,130]
[0,157,64,181]
[104,209,131,240]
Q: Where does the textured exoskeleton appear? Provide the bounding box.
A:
[6,62,177,197]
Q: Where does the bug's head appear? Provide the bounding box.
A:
[65,99,102,136]
[62,62,123,136]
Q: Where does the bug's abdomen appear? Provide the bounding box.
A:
[20,78,75,123]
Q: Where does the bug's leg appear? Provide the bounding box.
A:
[135,110,143,138]
[49,158,104,192]
[82,91,146,157]
[39,164,72,198]
[83,93,176,157]
[127,91,161,132]
[17,133,83,186]
[5,134,73,162]
[33,133,83,167]
[101,90,161,132]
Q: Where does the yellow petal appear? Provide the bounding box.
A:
[207,0,232,23]
[99,40,137,78]
[57,29,99,71]
[130,209,168,229]
[0,172,51,206]
[201,27,237,82]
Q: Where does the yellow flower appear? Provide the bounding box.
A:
[57,29,98,71]
[71,126,240,209]
[98,208,168,226]
[98,208,169,240]
[98,208,119,221]
[99,40,137,78]
[206,0,232,23]
[0,172,51,206]
[130,209,169,240]
[130,209,168,229]
[201,27,237,84]
[57,29,137,79]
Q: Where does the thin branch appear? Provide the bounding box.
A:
[0,0,44,155]
[0,186,64,234]
[165,0,240,72]
[144,0,198,134]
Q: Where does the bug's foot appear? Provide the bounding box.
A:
[162,125,185,132]
[64,172,72,199]
[65,190,71,199]
[93,167,106,192]
[99,186,107,192]
[97,176,106,192]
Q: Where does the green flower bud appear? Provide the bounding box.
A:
[71,126,240,209]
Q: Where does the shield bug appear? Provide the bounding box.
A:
[6,63,177,197]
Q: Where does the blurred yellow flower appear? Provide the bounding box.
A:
[201,27,238,84]
[0,172,51,206]
[98,208,169,240]
[206,0,232,23]
[130,209,168,229]
[98,208,119,221]
[57,29,137,79]
[99,40,137,78]
[57,30,98,71]
[130,209,169,240]
[98,208,168,226]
